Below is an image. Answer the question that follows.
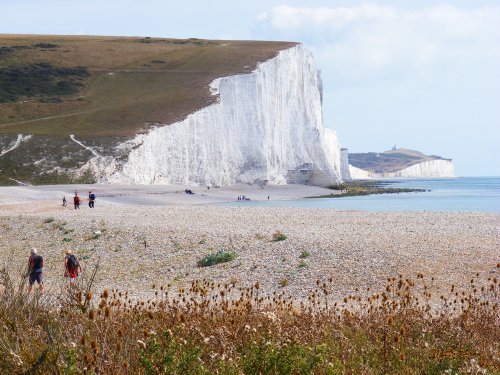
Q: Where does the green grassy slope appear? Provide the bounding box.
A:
[0,35,296,137]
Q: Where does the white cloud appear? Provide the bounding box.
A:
[256,4,500,83]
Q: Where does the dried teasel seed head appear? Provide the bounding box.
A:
[84,353,92,364]
[147,311,154,319]
[90,340,98,350]
[80,335,87,346]
[104,306,111,319]
[85,291,92,301]
[102,289,109,299]
[118,329,124,337]
[88,309,96,320]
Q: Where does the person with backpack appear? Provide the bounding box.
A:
[64,250,82,284]
[73,193,81,209]
[88,191,96,208]
[27,248,43,293]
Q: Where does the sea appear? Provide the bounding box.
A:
[227,177,500,212]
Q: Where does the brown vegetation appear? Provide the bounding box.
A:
[0,263,498,374]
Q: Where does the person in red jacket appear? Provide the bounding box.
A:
[64,250,82,285]
[73,193,81,209]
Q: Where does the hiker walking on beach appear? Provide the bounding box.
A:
[64,250,81,285]
[62,196,67,206]
[88,191,95,208]
[73,193,81,209]
[27,248,43,293]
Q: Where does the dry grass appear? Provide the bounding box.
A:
[0,262,498,374]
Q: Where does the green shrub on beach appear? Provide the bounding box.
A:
[279,277,289,287]
[299,250,311,259]
[272,230,287,242]
[197,250,237,267]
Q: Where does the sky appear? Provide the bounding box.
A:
[1,0,499,176]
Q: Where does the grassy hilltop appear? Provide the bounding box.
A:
[0,35,295,184]
[0,35,295,137]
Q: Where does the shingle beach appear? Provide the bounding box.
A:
[0,184,498,302]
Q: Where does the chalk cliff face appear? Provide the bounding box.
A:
[348,160,454,179]
[384,160,454,178]
[340,148,351,181]
[348,164,372,179]
[99,45,342,187]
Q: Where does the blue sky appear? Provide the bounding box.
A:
[1,0,499,176]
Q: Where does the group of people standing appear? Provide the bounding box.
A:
[26,248,82,293]
[62,191,96,209]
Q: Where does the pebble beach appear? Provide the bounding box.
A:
[0,184,499,302]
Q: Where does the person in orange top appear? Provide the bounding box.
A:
[73,193,81,209]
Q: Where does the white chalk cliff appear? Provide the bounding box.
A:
[96,45,343,186]
[383,160,454,178]
[340,148,351,181]
[348,160,454,179]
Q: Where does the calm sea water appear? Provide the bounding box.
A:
[226,177,500,212]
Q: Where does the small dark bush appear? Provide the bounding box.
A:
[33,43,58,49]
[0,63,89,103]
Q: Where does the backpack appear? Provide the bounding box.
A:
[67,254,79,270]
[90,193,96,200]
[32,255,43,270]
[74,195,80,203]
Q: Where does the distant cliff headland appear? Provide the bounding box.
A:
[348,148,454,179]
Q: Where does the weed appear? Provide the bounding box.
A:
[299,250,311,259]
[298,260,308,268]
[62,237,72,243]
[272,230,287,242]
[0,263,497,374]
[255,233,267,241]
[279,277,289,287]
[43,217,55,224]
[197,250,237,267]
